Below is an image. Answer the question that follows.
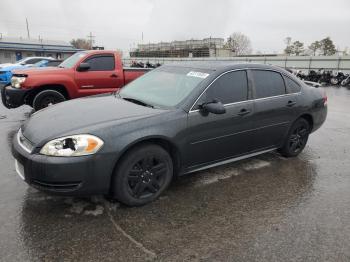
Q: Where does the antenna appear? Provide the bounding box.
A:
[26,18,30,39]
[87,32,95,49]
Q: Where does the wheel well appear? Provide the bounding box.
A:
[300,114,314,130]
[25,85,69,106]
[116,138,181,176]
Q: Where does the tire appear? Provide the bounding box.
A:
[111,144,173,206]
[1,84,10,108]
[32,89,66,111]
[279,118,310,157]
[330,78,339,85]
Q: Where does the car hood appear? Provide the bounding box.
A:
[22,94,167,145]
[0,63,15,68]
[0,64,24,71]
[13,67,68,76]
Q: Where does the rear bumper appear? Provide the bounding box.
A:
[1,85,31,108]
[11,132,116,196]
[311,105,327,133]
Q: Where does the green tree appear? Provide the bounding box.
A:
[320,37,336,56]
[70,38,91,50]
[308,41,321,56]
[292,41,304,56]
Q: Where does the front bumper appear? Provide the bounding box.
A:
[12,132,116,196]
[1,85,31,109]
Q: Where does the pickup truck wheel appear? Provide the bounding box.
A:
[112,144,173,206]
[0,84,10,108]
[32,90,66,111]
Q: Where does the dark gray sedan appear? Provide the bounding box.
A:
[12,62,327,206]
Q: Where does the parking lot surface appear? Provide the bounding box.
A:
[0,87,349,262]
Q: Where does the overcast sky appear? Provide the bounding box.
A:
[0,0,349,55]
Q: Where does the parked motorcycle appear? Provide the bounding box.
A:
[341,75,350,87]
[330,71,348,86]
[318,70,333,86]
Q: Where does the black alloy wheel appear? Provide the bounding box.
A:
[127,156,168,199]
[280,118,310,157]
[112,144,173,206]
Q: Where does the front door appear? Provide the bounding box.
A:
[184,70,256,169]
[75,54,123,97]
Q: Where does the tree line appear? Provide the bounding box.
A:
[284,37,342,56]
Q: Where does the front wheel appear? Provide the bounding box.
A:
[279,118,310,157]
[32,90,66,111]
[111,144,173,206]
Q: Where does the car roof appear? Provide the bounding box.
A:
[164,61,288,73]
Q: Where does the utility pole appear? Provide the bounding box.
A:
[26,18,30,39]
[87,32,95,49]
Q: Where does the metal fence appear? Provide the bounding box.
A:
[123,55,350,73]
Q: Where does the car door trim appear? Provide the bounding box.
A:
[185,147,277,174]
[190,120,289,145]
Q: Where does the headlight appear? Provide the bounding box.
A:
[40,134,104,157]
[11,76,27,88]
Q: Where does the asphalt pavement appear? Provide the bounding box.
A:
[0,87,349,262]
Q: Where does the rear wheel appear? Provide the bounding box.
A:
[111,144,173,206]
[279,118,310,157]
[32,89,66,111]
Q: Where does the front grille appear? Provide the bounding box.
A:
[17,129,34,153]
[32,180,81,191]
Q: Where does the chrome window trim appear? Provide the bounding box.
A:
[189,67,301,113]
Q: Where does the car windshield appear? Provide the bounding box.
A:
[15,58,30,64]
[119,66,211,108]
[34,60,47,66]
[59,52,87,68]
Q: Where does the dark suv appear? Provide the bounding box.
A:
[12,63,327,206]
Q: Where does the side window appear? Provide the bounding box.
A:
[284,76,301,93]
[252,70,286,98]
[84,55,115,71]
[24,58,43,64]
[198,70,248,107]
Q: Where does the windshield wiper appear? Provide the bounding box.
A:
[122,97,154,108]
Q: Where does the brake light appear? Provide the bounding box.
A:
[323,93,328,106]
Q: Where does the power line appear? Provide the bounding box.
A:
[87,32,95,48]
[25,18,30,39]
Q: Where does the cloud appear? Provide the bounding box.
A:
[0,0,349,54]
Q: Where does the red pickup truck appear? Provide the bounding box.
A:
[1,50,149,111]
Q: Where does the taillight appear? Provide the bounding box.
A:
[323,93,328,106]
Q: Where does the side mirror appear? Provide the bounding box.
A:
[201,100,226,114]
[77,63,90,72]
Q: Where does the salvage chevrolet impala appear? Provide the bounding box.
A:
[12,63,327,206]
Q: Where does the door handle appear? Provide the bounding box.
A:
[110,74,118,78]
[286,100,297,107]
[237,108,251,116]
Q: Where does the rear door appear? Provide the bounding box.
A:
[75,54,124,96]
[184,70,256,168]
[250,69,298,149]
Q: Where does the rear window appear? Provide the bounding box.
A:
[284,76,301,93]
[252,70,286,98]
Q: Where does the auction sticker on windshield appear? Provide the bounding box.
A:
[187,71,210,79]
